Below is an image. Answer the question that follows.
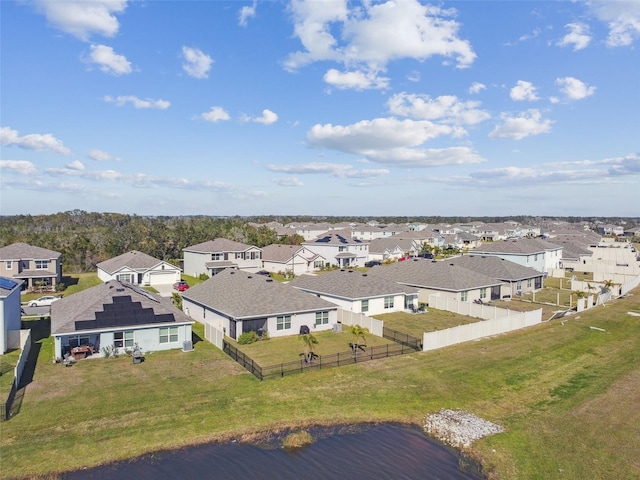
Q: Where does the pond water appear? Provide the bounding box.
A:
[65,423,484,479]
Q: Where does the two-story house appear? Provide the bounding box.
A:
[183,239,262,277]
[0,243,62,291]
[302,233,369,268]
[470,238,563,274]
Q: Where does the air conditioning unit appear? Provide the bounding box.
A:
[182,340,193,352]
[332,323,342,333]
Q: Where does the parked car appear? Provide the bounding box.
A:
[417,253,434,259]
[256,270,271,277]
[365,260,382,268]
[28,295,60,307]
[173,280,189,292]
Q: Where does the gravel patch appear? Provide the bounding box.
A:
[424,409,505,448]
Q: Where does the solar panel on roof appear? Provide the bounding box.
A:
[0,277,18,290]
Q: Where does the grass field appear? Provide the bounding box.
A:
[376,309,480,337]
[1,283,639,479]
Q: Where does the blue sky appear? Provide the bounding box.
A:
[1,0,639,217]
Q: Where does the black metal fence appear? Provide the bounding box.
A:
[383,327,423,350]
[224,338,420,381]
[0,381,17,422]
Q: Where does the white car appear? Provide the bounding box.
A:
[28,296,60,307]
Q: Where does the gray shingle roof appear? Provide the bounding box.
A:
[368,258,503,291]
[183,238,258,253]
[449,255,542,281]
[50,280,192,335]
[96,250,175,274]
[290,269,418,300]
[182,269,337,319]
[368,237,416,254]
[261,244,305,263]
[471,238,561,255]
[0,242,61,260]
[303,233,366,246]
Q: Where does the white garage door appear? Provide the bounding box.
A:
[149,271,178,286]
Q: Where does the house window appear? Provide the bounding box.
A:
[517,281,522,291]
[235,253,242,259]
[527,279,532,288]
[5,261,12,269]
[159,326,178,343]
[338,246,347,252]
[384,296,394,309]
[117,273,132,283]
[480,288,487,299]
[315,311,329,325]
[35,260,48,269]
[361,300,369,313]
[68,335,91,348]
[114,331,134,348]
[276,315,291,331]
[314,260,323,269]
[211,253,222,261]
[461,291,468,302]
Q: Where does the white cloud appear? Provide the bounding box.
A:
[0,127,71,155]
[307,118,485,167]
[387,92,490,126]
[510,80,539,101]
[32,0,127,41]
[182,46,213,79]
[557,23,592,51]
[308,117,453,153]
[273,176,304,186]
[587,1,640,47]
[266,162,389,178]
[489,109,553,140]
[407,71,421,83]
[0,160,38,176]
[86,44,132,75]
[468,82,486,94]
[285,0,476,89]
[201,106,230,123]
[555,76,596,101]
[323,68,390,91]
[246,109,278,125]
[364,146,485,167]
[88,149,117,162]
[239,1,257,27]
[66,160,85,170]
[104,95,170,109]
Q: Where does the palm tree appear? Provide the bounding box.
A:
[350,325,368,357]
[301,333,319,364]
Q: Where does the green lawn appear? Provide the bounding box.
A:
[3,279,640,480]
[376,309,480,338]
[228,328,396,365]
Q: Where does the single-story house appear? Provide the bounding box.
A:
[183,238,263,277]
[448,255,544,298]
[290,269,419,315]
[182,269,339,341]
[260,244,325,276]
[368,257,507,303]
[367,237,419,262]
[50,280,194,360]
[0,242,62,291]
[0,277,23,354]
[96,250,181,287]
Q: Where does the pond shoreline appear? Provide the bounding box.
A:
[55,421,485,479]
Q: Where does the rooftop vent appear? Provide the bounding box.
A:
[362,274,368,277]
[116,288,125,292]
[266,279,273,282]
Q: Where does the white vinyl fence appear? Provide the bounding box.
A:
[337,309,384,337]
[203,322,224,350]
[423,296,541,351]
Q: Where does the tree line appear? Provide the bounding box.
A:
[0,210,303,273]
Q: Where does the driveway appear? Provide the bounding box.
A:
[154,283,175,298]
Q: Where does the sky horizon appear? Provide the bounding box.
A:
[1,0,639,217]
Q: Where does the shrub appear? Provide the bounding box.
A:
[198,273,209,281]
[238,331,259,345]
[282,430,313,449]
